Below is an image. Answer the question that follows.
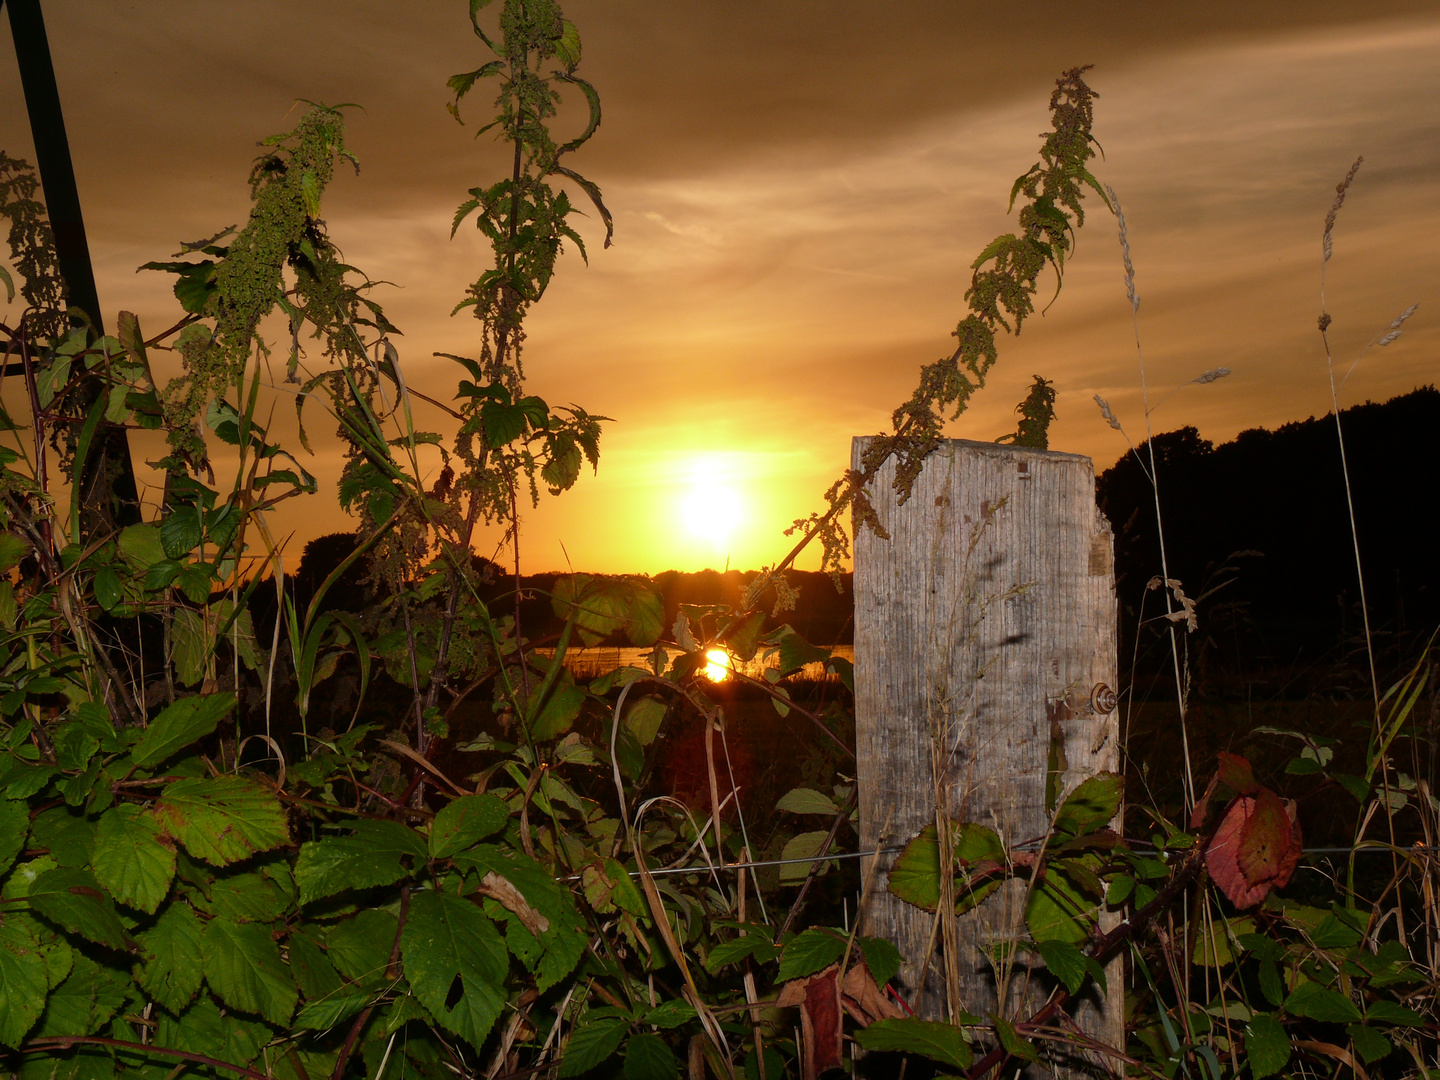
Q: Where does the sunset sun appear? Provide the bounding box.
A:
[677,457,745,548]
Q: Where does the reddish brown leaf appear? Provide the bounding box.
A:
[776,965,845,1080]
[1216,751,1261,796]
[1206,789,1302,909]
[840,963,904,1026]
[1237,788,1291,883]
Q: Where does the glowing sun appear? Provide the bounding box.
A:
[702,648,732,682]
[677,458,745,546]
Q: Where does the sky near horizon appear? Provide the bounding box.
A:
[2,2,1438,574]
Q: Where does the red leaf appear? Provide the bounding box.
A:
[1237,788,1291,883]
[1191,752,1261,829]
[1216,751,1261,796]
[1205,790,1302,909]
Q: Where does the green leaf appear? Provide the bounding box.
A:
[642,1001,696,1029]
[856,936,902,987]
[401,890,507,1047]
[29,808,95,868]
[201,917,297,1025]
[1285,982,1362,1023]
[704,934,778,974]
[0,533,30,575]
[153,777,289,865]
[622,696,667,747]
[296,819,425,905]
[888,824,942,910]
[136,901,204,1014]
[624,1033,679,1080]
[775,927,847,983]
[0,920,48,1049]
[295,984,372,1032]
[1053,772,1123,836]
[429,794,509,859]
[26,866,134,951]
[774,627,828,675]
[559,1014,629,1078]
[528,682,585,741]
[160,508,203,560]
[90,566,120,613]
[176,562,214,604]
[34,952,129,1037]
[1348,1024,1392,1064]
[775,787,839,816]
[1026,876,1090,945]
[993,1016,1040,1063]
[91,804,176,914]
[327,908,397,983]
[854,1018,974,1071]
[721,610,767,662]
[1365,1000,1425,1026]
[1034,938,1088,994]
[154,992,270,1070]
[288,929,342,1002]
[779,830,833,883]
[1244,1014,1290,1078]
[132,693,235,770]
[0,799,26,878]
[201,870,290,923]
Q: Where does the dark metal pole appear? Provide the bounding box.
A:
[3,0,141,528]
[3,0,103,333]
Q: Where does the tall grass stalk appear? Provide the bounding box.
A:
[1104,184,1195,811]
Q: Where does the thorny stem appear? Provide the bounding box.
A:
[962,841,1210,1080]
[775,788,857,942]
[330,884,410,1080]
[19,1038,271,1080]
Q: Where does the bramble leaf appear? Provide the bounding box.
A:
[429,794,509,859]
[296,819,425,904]
[136,901,204,1014]
[92,804,176,914]
[201,917,297,1025]
[401,890,507,1046]
[153,777,289,865]
[854,1018,974,1071]
[131,693,235,769]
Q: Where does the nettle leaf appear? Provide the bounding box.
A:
[401,890,507,1047]
[137,901,204,1014]
[153,777,289,865]
[0,920,48,1049]
[1244,1014,1290,1078]
[132,693,235,770]
[296,819,426,905]
[429,794,509,859]
[853,1018,974,1071]
[328,908,398,983]
[34,952,129,1037]
[201,917,297,1025]
[92,804,176,914]
[27,866,134,951]
[775,927,847,983]
[623,1032,679,1080]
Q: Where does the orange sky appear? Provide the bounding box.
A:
[2,3,1438,574]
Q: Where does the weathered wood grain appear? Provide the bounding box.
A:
[853,437,1121,1056]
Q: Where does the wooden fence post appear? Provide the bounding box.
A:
[853,437,1122,1054]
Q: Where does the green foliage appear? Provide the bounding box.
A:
[995,374,1059,449]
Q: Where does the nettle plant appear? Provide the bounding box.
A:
[4,5,1429,1077]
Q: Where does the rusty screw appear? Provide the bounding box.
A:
[1089,683,1117,715]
